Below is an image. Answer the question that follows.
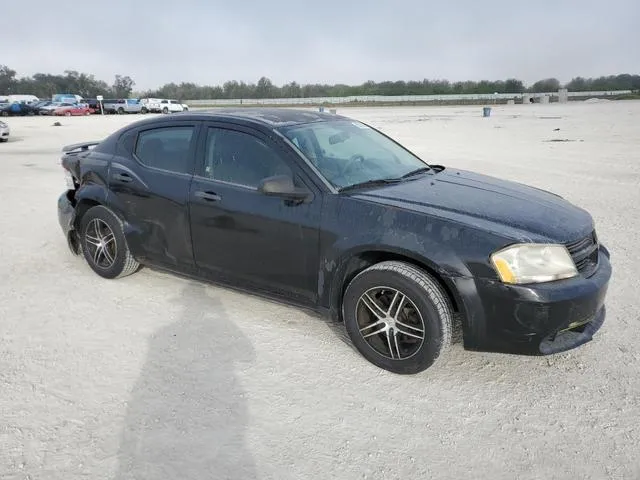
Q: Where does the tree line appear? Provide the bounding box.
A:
[0,66,135,99]
[1,65,638,101]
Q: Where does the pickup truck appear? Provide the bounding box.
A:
[140,98,189,114]
[102,99,144,114]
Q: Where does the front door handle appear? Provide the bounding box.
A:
[112,172,133,183]
[194,190,222,202]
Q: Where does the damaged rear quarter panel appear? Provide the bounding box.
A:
[63,150,113,227]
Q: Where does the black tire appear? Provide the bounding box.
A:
[162,107,169,114]
[342,261,453,374]
[117,107,125,114]
[141,107,148,114]
[79,205,140,279]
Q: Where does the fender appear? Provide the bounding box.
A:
[321,230,475,317]
[317,196,509,342]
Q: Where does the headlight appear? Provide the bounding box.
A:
[490,243,577,284]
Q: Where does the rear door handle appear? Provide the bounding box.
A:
[194,190,221,202]
[112,172,133,183]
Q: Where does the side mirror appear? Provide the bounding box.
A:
[258,175,311,201]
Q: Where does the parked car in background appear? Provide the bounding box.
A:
[83,98,101,113]
[0,102,36,116]
[31,100,50,109]
[38,102,70,115]
[101,98,143,115]
[99,99,118,113]
[0,120,9,142]
[159,99,189,113]
[140,98,189,114]
[139,98,163,113]
[53,104,92,116]
[56,108,612,375]
[31,101,55,115]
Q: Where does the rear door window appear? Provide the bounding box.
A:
[134,126,196,174]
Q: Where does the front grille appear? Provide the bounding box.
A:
[566,230,599,277]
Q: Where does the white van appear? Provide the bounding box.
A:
[7,94,40,104]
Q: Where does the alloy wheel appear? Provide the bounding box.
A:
[84,218,117,269]
[356,287,426,360]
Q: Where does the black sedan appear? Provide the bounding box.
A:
[56,108,612,374]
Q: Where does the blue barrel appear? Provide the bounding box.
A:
[482,107,492,117]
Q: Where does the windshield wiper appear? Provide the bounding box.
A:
[400,166,432,179]
[338,178,403,193]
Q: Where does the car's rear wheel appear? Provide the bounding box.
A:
[117,107,125,114]
[342,261,453,374]
[162,107,169,114]
[141,107,148,114]
[79,205,140,279]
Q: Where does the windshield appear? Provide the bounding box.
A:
[278,119,430,190]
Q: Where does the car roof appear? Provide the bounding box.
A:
[174,107,349,128]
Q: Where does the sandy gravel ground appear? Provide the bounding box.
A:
[1,101,639,480]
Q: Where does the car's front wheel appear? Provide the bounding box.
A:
[342,261,453,374]
[79,205,140,279]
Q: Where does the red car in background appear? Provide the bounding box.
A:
[53,104,93,116]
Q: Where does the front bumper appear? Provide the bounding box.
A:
[453,246,612,355]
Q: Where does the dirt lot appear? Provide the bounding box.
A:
[1,101,639,480]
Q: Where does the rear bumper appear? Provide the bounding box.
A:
[58,190,80,254]
[452,246,612,355]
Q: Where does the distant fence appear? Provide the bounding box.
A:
[186,90,633,106]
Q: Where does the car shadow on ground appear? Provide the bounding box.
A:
[113,281,257,480]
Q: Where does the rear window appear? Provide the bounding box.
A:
[134,126,195,174]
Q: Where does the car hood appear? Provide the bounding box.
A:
[351,168,594,243]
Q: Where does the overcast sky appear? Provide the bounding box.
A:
[2,0,638,90]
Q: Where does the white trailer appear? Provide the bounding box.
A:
[6,94,40,104]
